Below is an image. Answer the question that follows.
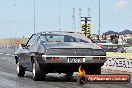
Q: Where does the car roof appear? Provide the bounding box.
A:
[36,31,79,35]
[35,31,85,38]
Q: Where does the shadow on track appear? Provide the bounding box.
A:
[24,74,77,82]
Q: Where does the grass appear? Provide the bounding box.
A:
[106,52,132,59]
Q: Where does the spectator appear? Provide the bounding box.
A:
[112,35,118,44]
[115,36,118,44]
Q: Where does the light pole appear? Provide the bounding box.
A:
[34,0,36,34]
[98,0,100,35]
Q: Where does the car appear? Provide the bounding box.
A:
[93,39,126,52]
[14,31,107,81]
[93,39,110,43]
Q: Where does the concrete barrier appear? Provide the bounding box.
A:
[0,38,28,50]
[102,57,132,72]
[0,44,17,50]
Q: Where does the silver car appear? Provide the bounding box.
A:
[14,31,107,81]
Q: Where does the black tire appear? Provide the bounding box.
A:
[17,62,25,77]
[32,60,46,81]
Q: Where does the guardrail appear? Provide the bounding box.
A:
[0,44,18,50]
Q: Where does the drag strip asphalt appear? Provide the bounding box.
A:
[0,50,132,88]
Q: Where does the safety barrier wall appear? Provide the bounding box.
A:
[102,57,132,72]
[105,58,132,68]
[0,44,18,50]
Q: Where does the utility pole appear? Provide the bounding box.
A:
[34,0,36,34]
[78,8,82,32]
[98,0,101,35]
[59,0,61,31]
[84,17,88,36]
[72,8,76,32]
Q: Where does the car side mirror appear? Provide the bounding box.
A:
[21,44,30,49]
[21,44,26,47]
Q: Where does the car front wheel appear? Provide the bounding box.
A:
[17,62,25,77]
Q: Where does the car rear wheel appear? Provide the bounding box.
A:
[32,60,46,81]
[17,62,25,77]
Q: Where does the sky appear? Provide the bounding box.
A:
[0,0,132,38]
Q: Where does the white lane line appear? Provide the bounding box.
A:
[0,53,14,57]
[0,53,4,54]
[5,54,11,56]
[131,78,132,83]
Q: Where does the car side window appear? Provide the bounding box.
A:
[26,34,37,48]
[38,35,47,43]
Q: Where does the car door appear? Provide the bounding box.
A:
[19,34,37,71]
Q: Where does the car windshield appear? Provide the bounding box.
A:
[40,34,91,43]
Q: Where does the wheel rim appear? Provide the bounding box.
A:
[17,62,20,73]
[32,63,36,77]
